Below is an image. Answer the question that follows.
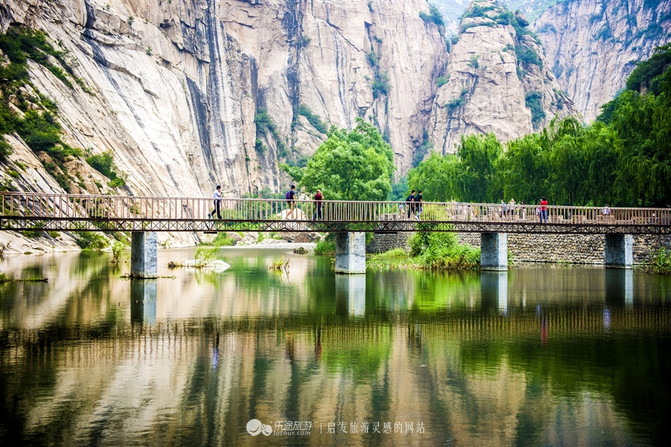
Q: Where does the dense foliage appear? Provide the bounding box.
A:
[647,247,671,274]
[300,119,394,201]
[368,231,480,271]
[408,231,480,270]
[407,45,671,207]
[86,151,126,188]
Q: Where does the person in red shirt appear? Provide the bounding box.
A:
[539,197,548,223]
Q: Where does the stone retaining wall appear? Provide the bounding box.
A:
[368,232,671,264]
[366,232,411,253]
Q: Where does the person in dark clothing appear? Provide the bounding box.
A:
[406,190,415,219]
[414,190,423,220]
[286,185,296,219]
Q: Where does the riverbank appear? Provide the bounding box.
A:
[368,232,671,265]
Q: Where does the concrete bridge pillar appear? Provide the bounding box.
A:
[335,232,366,274]
[481,232,508,271]
[605,234,633,269]
[131,232,158,278]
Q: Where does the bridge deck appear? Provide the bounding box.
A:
[1,192,669,234]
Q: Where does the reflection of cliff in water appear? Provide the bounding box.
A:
[0,251,123,331]
[2,318,668,446]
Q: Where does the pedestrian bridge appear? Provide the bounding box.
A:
[1,192,669,234]
[1,192,669,274]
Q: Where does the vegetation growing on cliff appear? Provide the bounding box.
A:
[86,151,127,188]
[297,104,328,134]
[420,3,445,27]
[0,25,75,167]
[255,108,288,157]
[408,45,671,208]
[0,24,120,192]
[525,91,546,126]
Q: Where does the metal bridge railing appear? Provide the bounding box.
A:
[1,192,670,228]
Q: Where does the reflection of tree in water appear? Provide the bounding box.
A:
[407,323,424,354]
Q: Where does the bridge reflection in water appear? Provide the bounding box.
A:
[4,269,667,355]
[1,253,669,447]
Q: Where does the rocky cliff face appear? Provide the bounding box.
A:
[429,1,574,155]
[534,0,671,122]
[5,0,637,205]
[0,0,448,196]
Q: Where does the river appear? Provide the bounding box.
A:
[1,248,670,446]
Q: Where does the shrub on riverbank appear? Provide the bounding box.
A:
[647,247,671,274]
[369,232,480,271]
[315,238,335,255]
[368,248,421,270]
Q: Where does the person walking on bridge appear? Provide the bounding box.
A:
[208,185,222,219]
[539,197,548,223]
[406,190,415,219]
[313,189,323,220]
[414,190,423,220]
[285,185,297,219]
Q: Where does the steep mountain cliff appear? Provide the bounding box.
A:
[534,0,671,121]
[0,0,448,197]
[4,0,657,205]
[428,0,574,155]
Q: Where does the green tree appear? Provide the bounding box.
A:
[598,44,671,206]
[389,176,409,201]
[583,122,619,206]
[300,119,394,201]
[455,133,503,202]
[408,152,460,201]
[625,43,671,94]
[546,117,589,205]
[498,132,550,204]
[609,89,663,205]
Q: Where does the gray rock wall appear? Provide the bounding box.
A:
[367,232,411,253]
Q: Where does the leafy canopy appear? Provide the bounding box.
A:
[407,47,671,207]
[300,119,394,201]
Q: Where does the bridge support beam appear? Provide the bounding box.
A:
[131,232,158,278]
[335,232,366,274]
[605,234,633,269]
[481,232,508,271]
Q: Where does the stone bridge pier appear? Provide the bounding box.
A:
[605,234,633,268]
[479,232,634,270]
[481,233,508,271]
[131,232,158,278]
[335,232,366,274]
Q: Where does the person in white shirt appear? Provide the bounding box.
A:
[208,185,222,219]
